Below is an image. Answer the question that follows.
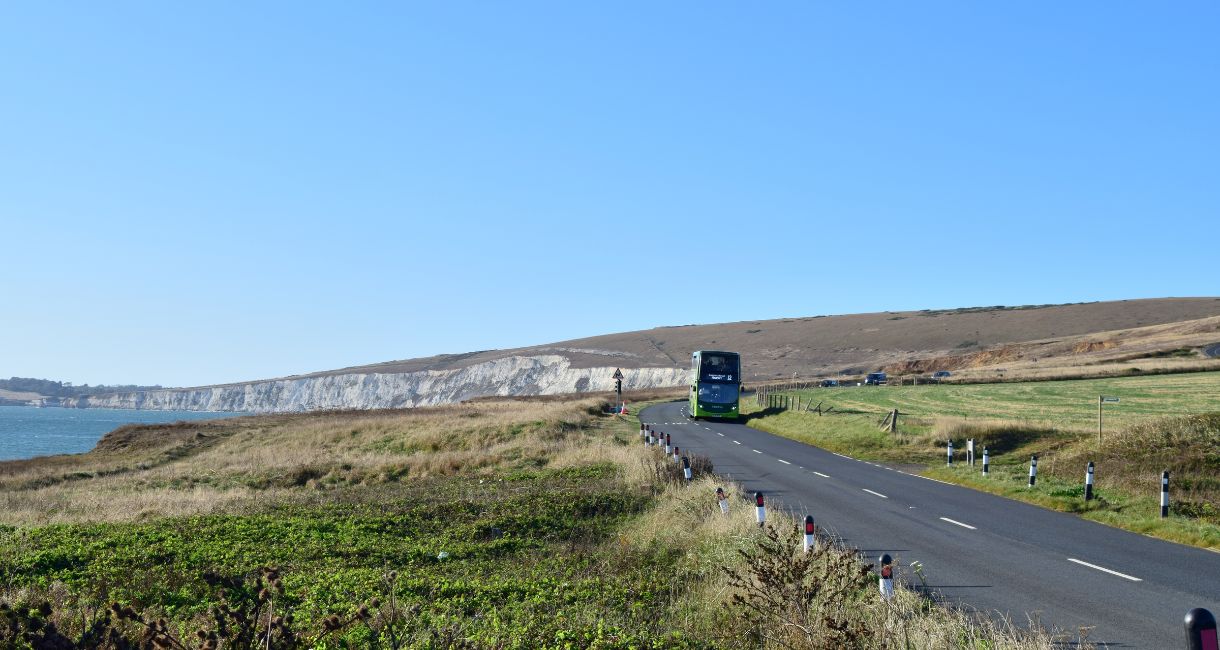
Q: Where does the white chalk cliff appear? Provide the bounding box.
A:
[69,355,687,413]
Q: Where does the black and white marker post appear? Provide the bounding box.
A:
[672,446,680,464]
[967,438,975,466]
[664,434,671,455]
[803,515,815,552]
[682,456,692,482]
[878,554,894,599]
[716,487,730,516]
[946,439,954,466]
[1085,461,1095,501]
[1184,607,1218,650]
[982,447,990,477]
[640,423,646,440]
[1028,454,1038,487]
[1162,470,1170,518]
[755,492,766,527]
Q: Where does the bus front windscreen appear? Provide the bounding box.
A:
[699,354,740,383]
[698,382,739,404]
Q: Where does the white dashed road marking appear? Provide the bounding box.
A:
[813,471,830,478]
[778,459,791,465]
[752,449,763,454]
[862,489,889,499]
[1067,558,1142,582]
[939,517,977,530]
[733,440,742,445]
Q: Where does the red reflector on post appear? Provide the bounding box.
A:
[804,515,815,534]
[755,492,764,507]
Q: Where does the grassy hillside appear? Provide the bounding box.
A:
[752,372,1220,548]
[0,397,1069,648]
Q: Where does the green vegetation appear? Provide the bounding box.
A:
[0,376,162,398]
[0,396,1070,648]
[751,373,1220,549]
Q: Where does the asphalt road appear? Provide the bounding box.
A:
[641,400,1220,649]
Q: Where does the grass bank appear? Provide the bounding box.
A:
[1,397,1073,648]
[749,373,1220,549]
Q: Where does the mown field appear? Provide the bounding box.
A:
[768,371,1220,430]
[0,397,1068,649]
[752,372,1220,549]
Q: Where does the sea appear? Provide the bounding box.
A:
[0,405,247,462]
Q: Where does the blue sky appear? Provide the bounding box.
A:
[2,2,1216,387]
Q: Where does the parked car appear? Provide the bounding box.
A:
[932,371,951,379]
[864,372,887,385]
[820,379,839,387]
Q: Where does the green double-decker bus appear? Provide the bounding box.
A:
[689,350,741,419]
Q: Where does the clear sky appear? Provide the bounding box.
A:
[2,2,1217,387]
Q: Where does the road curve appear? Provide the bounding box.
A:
[640,400,1220,649]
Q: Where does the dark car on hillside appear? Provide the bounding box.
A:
[864,372,887,385]
[820,379,839,387]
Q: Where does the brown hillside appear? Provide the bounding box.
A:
[302,297,1220,383]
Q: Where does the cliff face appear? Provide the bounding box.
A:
[72,355,688,413]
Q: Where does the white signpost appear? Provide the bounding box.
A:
[1098,396,1119,443]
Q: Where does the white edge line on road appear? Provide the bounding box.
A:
[1067,558,1142,582]
[813,471,830,478]
[778,459,791,465]
[862,489,888,499]
[832,452,851,459]
[939,517,977,530]
[905,472,955,485]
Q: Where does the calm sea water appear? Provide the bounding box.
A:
[0,406,246,461]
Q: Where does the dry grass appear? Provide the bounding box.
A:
[0,399,625,526]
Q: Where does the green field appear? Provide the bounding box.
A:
[749,372,1220,549]
[767,371,1220,431]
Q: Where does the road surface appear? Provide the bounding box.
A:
[640,400,1220,648]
